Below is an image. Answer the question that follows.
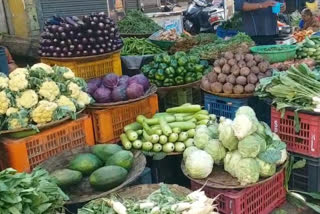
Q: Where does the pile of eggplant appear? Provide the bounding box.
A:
[39,12,123,58]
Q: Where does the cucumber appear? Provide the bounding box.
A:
[142,122,154,135]
[184,138,194,147]
[197,119,209,125]
[168,133,179,143]
[132,140,142,149]
[169,122,196,130]
[120,134,132,150]
[172,127,181,134]
[187,129,196,138]
[175,142,186,152]
[137,115,147,124]
[154,129,163,135]
[163,143,175,153]
[195,114,210,121]
[160,117,173,136]
[159,135,168,144]
[194,110,209,115]
[136,130,143,135]
[142,142,153,151]
[166,105,202,113]
[178,132,189,142]
[151,125,161,130]
[145,115,175,125]
[143,130,151,142]
[150,134,160,144]
[153,144,162,152]
[125,130,138,141]
[124,122,142,132]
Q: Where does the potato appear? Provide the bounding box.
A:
[228,59,237,66]
[222,64,231,74]
[214,60,220,67]
[238,60,246,68]
[233,85,244,94]
[208,72,218,83]
[201,79,211,91]
[246,60,257,68]
[258,61,270,73]
[211,82,223,93]
[245,53,254,62]
[217,73,227,83]
[244,84,255,93]
[224,51,234,60]
[201,76,208,82]
[235,53,244,61]
[247,73,258,84]
[257,73,265,80]
[226,74,236,85]
[231,65,240,76]
[223,82,233,94]
[265,70,272,77]
[254,55,263,63]
[219,58,227,66]
[213,66,222,73]
[251,66,260,74]
[240,67,250,76]
[236,76,247,86]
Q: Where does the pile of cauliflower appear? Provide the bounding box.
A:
[183,106,287,186]
[0,63,93,130]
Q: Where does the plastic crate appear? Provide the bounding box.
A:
[41,52,122,80]
[289,152,320,192]
[250,45,297,63]
[216,26,238,38]
[0,115,95,172]
[204,93,249,119]
[271,107,320,158]
[191,169,286,214]
[89,94,158,144]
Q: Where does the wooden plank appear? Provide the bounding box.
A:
[0,0,8,33]
[2,0,14,35]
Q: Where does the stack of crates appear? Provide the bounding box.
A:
[271,107,320,192]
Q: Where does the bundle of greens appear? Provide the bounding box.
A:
[220,12,243,31]
[0,168,68,214]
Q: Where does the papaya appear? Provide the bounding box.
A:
[105,150,134,170]
[69,153,103,175]
[89,166,128,190]
[51,169,82,187]
[91,144,122,162]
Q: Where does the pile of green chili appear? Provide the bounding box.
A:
[121,38,164,56]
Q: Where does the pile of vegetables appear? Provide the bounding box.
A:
[87,73,150,103]
[270,58,316,71]
[141,52,210,87]
[189,33,255,61]
[0,64,92,130]
[121,104,216,154]
[183,106,288,186]
[293,30,313,43]
[78,184,219,214]
[121,38,164,56]
[39,12,123,58]
[156,29,180,41]
[51,144,133,191]
[296,37,320,62]
[201,52,271,94]
[220,12,242,31]
[0,168,68,213]
[255,63,320,114]
[118,10,162,35]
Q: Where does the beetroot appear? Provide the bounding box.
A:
[126,83,144,99]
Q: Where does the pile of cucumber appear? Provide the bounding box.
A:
[121,104,216,153]
[296,37,320,62]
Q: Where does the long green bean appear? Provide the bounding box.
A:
[121,38,164,56]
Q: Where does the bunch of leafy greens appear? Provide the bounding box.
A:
[221,12,243,31]
[0,168,68,214]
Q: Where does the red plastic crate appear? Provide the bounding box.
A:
[191,169,286,214]
[271,107,320,158]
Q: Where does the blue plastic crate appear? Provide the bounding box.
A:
[216,26,239,39]
[204,93,249,119]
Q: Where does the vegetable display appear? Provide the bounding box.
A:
[118,10,162,35]
[0,64,92,130]
[50,144,133,191]
[201,52,271,94]
[0,168,68,213]
[141,52,210,87]
[156,29,180,41]
[270,58,316,71]
[293,30,313,43]
[39,12,123,58]
[121,104,217,154]
[296,36,320,62]
[121,38,164,56]
[183,106,287,186]
[87,73,150,103]
[220,12,242,31]
[78,184,219,214]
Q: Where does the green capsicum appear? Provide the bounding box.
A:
[186,63,195,72]
[177,67,186,75]
[163,79,175,87]
[154,55,163,63]
[155,69,165,81]
[159,63,168,70]
[194,64,204,73]
[154,80,163,87]
[170,59,178,68]
[163,54,171,64]
[185,72,195,83]
[165,67,175,77]
[174,51,187,60]
[148,69,156,79]
[189,55,200,64]
[196,72,203,80]
[178,57,188,66]
[175,76,184,85]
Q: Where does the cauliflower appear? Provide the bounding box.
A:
[63,68,75,79]
[31,100,58,124]
[16,89,38,109]
[8,75,28,92]
[39,80,60,101]
[0,73,9,89]
[9,68,28,79]
[0,91,11,114]
[7,110,29,130]
[76,91,92,108]
[31,63,54,74]
[56,95,76,112]
[68,82,81,98]
[6,107,18,116]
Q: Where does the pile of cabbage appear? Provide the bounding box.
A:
[0,63,93,130]
[183,106,287,186]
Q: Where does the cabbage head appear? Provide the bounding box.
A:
[204,139,226,165]
[194,132,210,149]
[235,158,260,186]
[218,121,238,151]
[236,106,256,119]
[185,150,213,179]
[183,146,199,162]
[238,135,262,158]
[256,158,276,177]
[232,114,258,140]
[276,149,287,166]
[208,122,219,139]
[224,151,242,177]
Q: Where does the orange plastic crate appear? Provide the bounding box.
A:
[41,52,122,80]
[90,94,159,144]
[0,114,95,172]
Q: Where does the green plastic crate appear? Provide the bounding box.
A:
[250,45,297,63]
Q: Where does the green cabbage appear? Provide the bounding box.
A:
[185,150,213,179]
[224,151,242,177]
[194,132,210,149]
[232,114,258,140]
[236,106,256,119]
[238,135,262,158]
[235,158,260,186]
[207,122,219,139]
[183,146,199,161]
[256,158,276,177]
[204,139,226,164]
[218,120,238,151]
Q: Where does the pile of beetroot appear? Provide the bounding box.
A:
[87,73,150,103]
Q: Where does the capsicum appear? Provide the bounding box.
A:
[155,69,165,81]
[177,67,186,75]
[178,56,188,66]
[163,79,175,87]
[154,55,163,63]
[170,59,178,68]
[159,63,168,70]
[189,55,200,64]
[163,54,171,64]
[186,63,195,72]
[194,64,204,73]
[185,72,195,83]
[148,69,156,79]
[165,67,175,78]
[175,76,184,85]
[174,51,187,60]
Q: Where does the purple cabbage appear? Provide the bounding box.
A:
[111,86,127,102]
[87,78,102,95]
[128,74,150,91]
[93,87,112,103]
[102,73,119,89]
[119,75,130,87]
[126,83,144,99]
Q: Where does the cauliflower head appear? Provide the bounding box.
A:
[0,73,9,89]
[76,91,92,108]
[0,91,11,114]
[6,107,18,116]
[62,68,75,79]
[16,89,38,109]
[31,63,54,74]
[56,95,76,112]
[9,68,28,79]
[31,100,58,124]
[7,109,29,130]
[9,75,28,92]
[68,82,81,99]
[39,80,60,101]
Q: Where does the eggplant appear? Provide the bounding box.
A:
[40,32,47,39]
[60,32,67,39]
[62,47,68,53]
[40,39,46,45]
[38,50,42,55]
[87,44,92,50]
[49,33,55,39]
[106,47,112,52]
[103,29,108,35]
[58,26,64,33]
[83,15,90,23]
[60,41,66,47]
[98,22,105,30]
[92,17,98,22]
[49,46,55,52]
[112,45,117,50]
[41,52,47,57]
[83,50,88,56]
[99,48,105,54]
[91,49,97,55]
[104,36,110,41]
[110,27,115,33]
[96,30,103,36]
[82,37,88,45]
[109,33,115,38]
[107,42,112,47]
[98,12,106,16]
[56,47,61,53]
[95,44,100,49]
[105,24,110,29]
[52,52,58,57]
[53,38,59,44]
[69,31,75,38]
[54,32,60,38]
[109,39,114,43]
[67,52,73,57]
[69,45,75,51]
[67,39,73,45]
[46,52,52,57]
[87,29,93,35]
[75,51,81,56]
[90,21,96,27]
[60,53,65,57]
[66,16,79,28]
[97,37,104,43]
[77,32,83,38]
[88,37,96,44]
[51,25,59,33]
[73,38,79,45]
[101,43,106,48]
[105,19,111,24]
[77,44,84,51]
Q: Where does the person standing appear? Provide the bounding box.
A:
[235,0,286,45]
[300,8,320,31]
